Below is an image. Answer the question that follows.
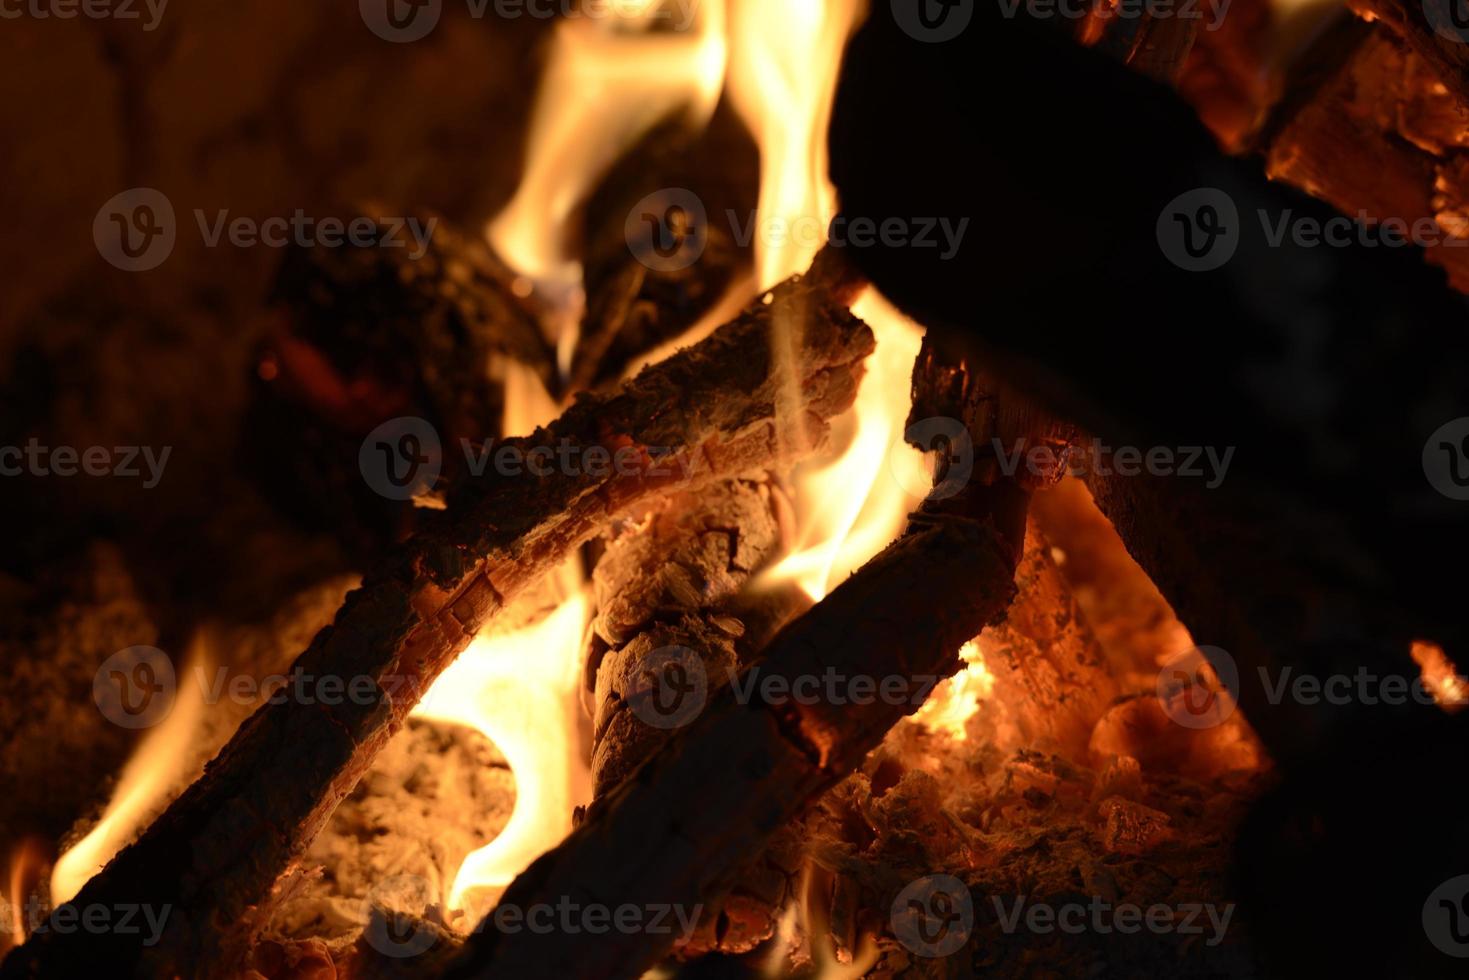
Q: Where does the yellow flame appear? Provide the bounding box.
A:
[489,0,728,375]
[414,360,591,920]
[51,637,212,905]
[726,0,864,290]
[911,640,994,741]
[762,289,929,602]
[3,839,46,952]
[412,575,591,918]
[727,0,931,601]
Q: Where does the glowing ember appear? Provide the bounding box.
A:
[911,640,995,741]
[50,636,212,905]
[1411,640,1468,712]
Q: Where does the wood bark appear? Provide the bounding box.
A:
[583,475,814,956]
[439,482,1029,980]
[439,334,1040,979]
[0,253,874,980]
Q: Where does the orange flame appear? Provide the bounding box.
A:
[51,636,212,905]
[911,640,995,741]
[2,839,48,954]
[414,359,591,922]
[488,0,729,375]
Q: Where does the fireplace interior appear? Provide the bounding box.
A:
[1,1,1467,978]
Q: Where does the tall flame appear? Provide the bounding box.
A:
[414,359,592,920]
[50,637,212,906]
[488,0,729,374]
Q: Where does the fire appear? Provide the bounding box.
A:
[726,0,862,290]
[911,641,995,741]
[3,839,47,954]
[414,359,592,921]
[763,288,929,602]
[50,635,212,906]
[487,0,729,374]
[1411,640,1468,712]
[411,573,590,919]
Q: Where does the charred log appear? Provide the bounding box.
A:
[0,253,874,980]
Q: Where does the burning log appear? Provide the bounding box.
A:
[827,1,1469,730]
[583,475,814,956]
[437,335,1037,980]
[0,253,874,980]
[585,476,792,798]
[573,104,760,391]
[438,482,1029,980]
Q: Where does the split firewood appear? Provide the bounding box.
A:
[586,476,792,798]
[438,485,1029,980]
[0,252,874,980]
[582,474,814,956]
[1261,21,1469,290]
[1351,0,1469,99]
[436,337,1041,980]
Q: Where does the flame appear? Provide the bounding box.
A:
[488,0,728,374]
[728,0,932,601]
[762,289,928,602]
[1411,640,1468,713]
[50,637,212,906]
[412,575,590,918]
[3,839,47,953]
[414,360,591,920]
[726,0,863,290]
[911,641,995,741]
